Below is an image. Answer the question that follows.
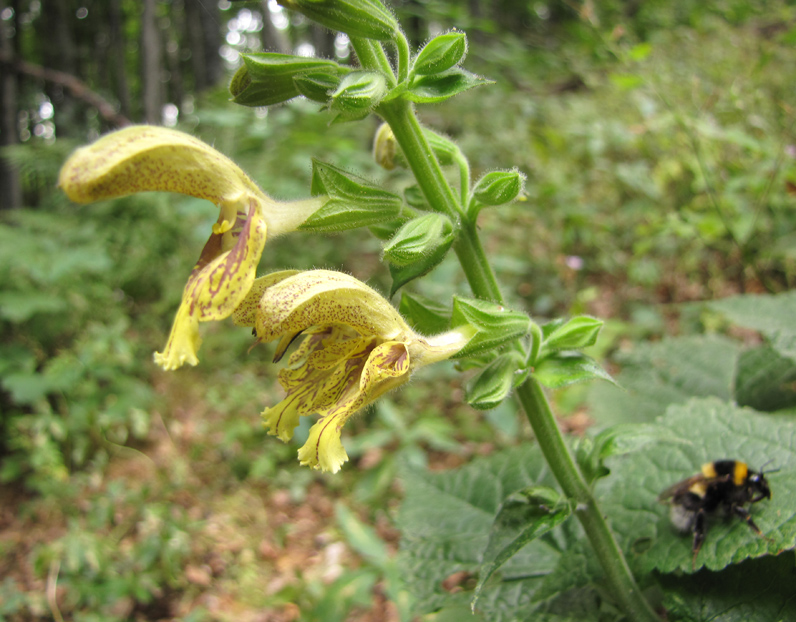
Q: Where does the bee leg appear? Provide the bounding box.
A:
[732,506,765,537]
[691,509,706,569]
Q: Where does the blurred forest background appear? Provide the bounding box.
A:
[1,0,796,620]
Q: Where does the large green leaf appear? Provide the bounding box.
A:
[588,335,741,425]
[734,345,796,412]
[597,397,796,575]
[396,447,564,620]
[709,291,796,361]
[658,552,796,622]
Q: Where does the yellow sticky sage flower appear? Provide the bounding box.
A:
[233,269,474,473]
[58,125,326,370]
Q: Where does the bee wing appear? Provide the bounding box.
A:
[657,474,706,503]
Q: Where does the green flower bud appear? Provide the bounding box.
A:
[230,53,343,107]
[471,169,525,207]
[383,213,454,267]
[373,123,398,170]
[413,31,467,76]
[278,0,399,42]
[451,298,531,358]
[330,71,388,116]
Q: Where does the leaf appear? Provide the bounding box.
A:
[534,352,616,389]
[596,397,796,574]
[734,345,796,412]
[587,335,741,425]
[396,447,562,619]
[405,68,493,104]
[659,552,796,622]
[472,487,572,610]
[709,291,796,362]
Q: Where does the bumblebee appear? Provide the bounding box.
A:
[658,460,772,562]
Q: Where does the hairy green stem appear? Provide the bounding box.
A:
[516,379,660,622]
[367,40,658,621]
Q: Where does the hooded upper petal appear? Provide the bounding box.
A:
[250,269,473,472]
[59,126,327,369]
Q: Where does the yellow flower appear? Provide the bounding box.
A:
[233,269,474,473]
[59,125,326,370]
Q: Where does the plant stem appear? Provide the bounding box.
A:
[368,40,659,620]
[515,379,660,622]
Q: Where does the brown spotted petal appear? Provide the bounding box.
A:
[252,269,474,473]
[58,126,327,369]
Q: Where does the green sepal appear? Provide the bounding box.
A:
[466,352,528,410]
[398,291,451,335]
[405,68,493,104]
[388,238,453,296]
[539,315,604,356]
[450,298,531,358]
[293,71,343,103]
[230,53,342,107]
[368,217,409,241]
[533,352,617,389]
[299,198,402,232]
[404,185,428,209]
[472,486,573,610]
[301,160,402,231]
[382,213,455,267]
[469,169,524,217]
[277,0,399,42]
[412,31,467,76]
[330,71,388,116]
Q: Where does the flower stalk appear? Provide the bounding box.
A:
[358,38,660,622]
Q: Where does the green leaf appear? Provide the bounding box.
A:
[403,185,428,209]
[230,53,342,107]
[709,291,796,362]
[396,447,561,618]
[465,352,527,411]
[540,316,604,355]
[659,553,796,622]
[473,487,572,610]
[413,32,467,76]
[277,0,399,42]
[405,68,493,104]
[383,213,455,267]
[534,352,616,389]
[735,345,796,412]
[587,335,741,426]
[597,397,796,574]
[398,291,451,335]
[450,298,531,358]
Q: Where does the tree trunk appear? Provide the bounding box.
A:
[0,0,20,209]
[199,0,222,88]
[108,0,131,119]
[259,0,291,54]
[38,0,79,137]
[141,0,162,123]
[311,24,335,60]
